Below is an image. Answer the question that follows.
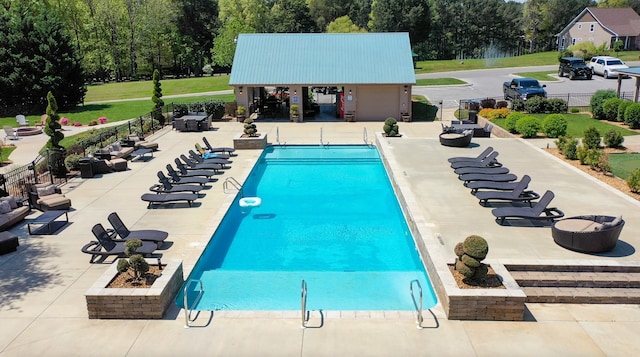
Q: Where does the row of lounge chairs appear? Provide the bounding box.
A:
[140,137,236,208]
[449,147,565,225]
[81,212,169,263]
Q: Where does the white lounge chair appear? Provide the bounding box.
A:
[16,115,28,127]
[3,126,18,142]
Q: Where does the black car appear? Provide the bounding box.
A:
[558,57,592,80]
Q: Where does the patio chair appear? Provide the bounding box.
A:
[3,126,18,142]
[151,172,204,194]
[188,150,231,168]
[166,164,211,186]
[475,175,540,207]
[81,223,158,263]
[173,118,186,131]
[459,173,518,184]
[448,147,494,164]
[202,136,236,155]
[454,166,510,176]
[179,154,222,172]
[173,159,217,178]
[15,115,28,127]
[194,143,231,159]
[465,176,530,194]
[106,212,168,246]
[439,131,472,147]
[491,190,565,225]
[141,192,199,208]
[450,151,501,169]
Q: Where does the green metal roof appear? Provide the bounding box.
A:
[229,33,415,86]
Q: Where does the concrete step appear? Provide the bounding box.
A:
[522,287,640,304]
[510,271,640,288]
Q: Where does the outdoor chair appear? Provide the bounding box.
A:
[450,151,501,169]
[474,175,540,207]
[16,115,28,127]
[140,192,199,208]
[466,176,530,194]
[173,159,216,178]
[194,144,231,159]
[173,118,186,131]
[454,166,510,176]
[459,173,518,184]
[188,150,230,168]
[107,212,168,246]
[151,172,204,194]
[179,154,222,172]
[166,165,210,186]
[202,137,236,155]
[491,191,565,225]
[552,215,624,253]
[448,147,494,164]
[3,126,18,142]
[439,130,472,147]
[81,223,158,263]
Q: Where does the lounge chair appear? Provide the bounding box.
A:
[459,173,518,184]
[179,154,222,172]
[202,137,236,155]
[454,166,510,176]
[194,144,231,159]
[439,131,472,147]
[450,151,501,169]
[16,115,28,127]
[465,177,529,193]
[491,191,565,225]
[166,165,210,186]
[141,192,199,208]
[81,223,158,263]
[151,172,204,194]
[107,212,168,246]
[173,159,217,178]
[3,126,18,142]
[188,149,231,168]
[448,147,493,164]
[475,175,540,207]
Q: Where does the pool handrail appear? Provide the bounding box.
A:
[223,177,243,196]
[301,280,308,328]
[410,279,424,329]
[183,279,204,328]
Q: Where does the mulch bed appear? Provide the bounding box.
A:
[448,264,505,289]
[107,265,162,288]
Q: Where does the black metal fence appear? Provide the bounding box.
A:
[460,91,637,112]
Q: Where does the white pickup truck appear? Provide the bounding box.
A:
[589,56,629,79]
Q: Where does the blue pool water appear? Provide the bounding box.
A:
[177,145,437,310]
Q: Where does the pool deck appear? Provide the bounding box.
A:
[1,118,640,356]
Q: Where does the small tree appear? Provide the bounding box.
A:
[582,126,601,149]
[383,117,399,136]
[613,40,624,56]
[117,239,150,281]
[243,118,257,136]
[44,91,64,149]
[151,69,165,126]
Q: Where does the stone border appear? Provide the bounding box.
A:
[233,132,268,149]
[85,259,183,319]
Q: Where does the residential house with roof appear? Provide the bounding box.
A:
[230,33,415,122]
[556,7,640,51]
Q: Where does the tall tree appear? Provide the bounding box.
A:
[599,0,640,13]
[327,15,366,32]
[176,0,220,76]
[219,0,269,33]
[151,69,165,125]
[268,0,317,33]
[369,0,432,45]
[211,18,255,68]
[44,91,64,149]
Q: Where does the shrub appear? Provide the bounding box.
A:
[88,120,98,126]
[64,153,82,171]
[547,98,568,114]
[383,117,399,136]
[617,100,632,122]
[243,118,257,136]
[204,100,226,119]
[603,129,624,148]
[480,98,496,109]
[597,152,611,173]
[570,107,580,113]
[505,112,526,133]
[602,98,622,121]
[524,96,548,113]
[116,239,150,280]
[627,168,640,193]
[511,99,525,112]
[582,126,601,149]
[173,103,188,117]
[480,108,509,119]
[577,146,604,169]
[496,100,508,109]
[515,115,541,138]
[542,114,568,138]
[454,235,489,280]
[562,137,579,160]
[590,89,617,119]
[624,102,640,128]
[478,108,493,118]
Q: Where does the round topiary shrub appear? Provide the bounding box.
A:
[582,126,601,149]
[590,89,617,120]
[542,114,568,138]
[547,98,568,114]
[243,118,257,136]
[624,102,640,129]
[627,168,640,193]
[603,129,624,148]
[454,235,489,280]
[524,96,548,114]
[515,115,541,138]
[505,112,526,133]
[383,117,399,136]
[511,99,525,112]
[617,100,632,122]
[602,97,622,121]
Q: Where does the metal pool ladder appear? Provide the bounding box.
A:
[301,280,309,328]
[410,280,424,329]
[277,127,286,146]
[223,176,243,196]
[184,279,204,328]
[320,128,328,147]
[363,127,373,147]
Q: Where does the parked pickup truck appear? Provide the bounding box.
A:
[503,78,547,101]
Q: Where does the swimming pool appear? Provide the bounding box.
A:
[178,145,437,311]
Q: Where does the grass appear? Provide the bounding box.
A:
[511,71,558,81]
[84,75,231,102]
[490,113,639,138]
[0,145,16,162]
[415,78,466,86]
[609,153,640,179]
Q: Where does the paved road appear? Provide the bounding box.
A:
[415,63,640,108]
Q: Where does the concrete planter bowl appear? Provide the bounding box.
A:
[233,132,267,150]
[85,259,183,319]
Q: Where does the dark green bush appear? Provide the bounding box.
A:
[481,98,496,109]
[603,129,625,148]
[383,117,399,136]
[524,96,548,113]
[496,100,508,109]
[505,112,526,133]
[602,98,622,121]
[461,254,481,268]
[542,114,568,138]
[454,235,489,280]
[172,103,188,117]
[577,146,603,169]
[455,259,474,278]
[617,100,632,122]
[563,137,579,160]
[624,102,640,129]
[627,168,640,193]
[582,126,601,149]
[204,99,226,119]
[515,115,541,138]
[570,107,580,113]
[462,235,488,259]
[243,118,257,136]
[547,98,568,113]
[64,153,82,171]
[511,99,525,112]
[590,89,617,120]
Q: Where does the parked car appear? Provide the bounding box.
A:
[589,56,629,79]
[558,57,592,80]
[503,78,547,101]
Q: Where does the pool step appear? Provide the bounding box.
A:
[506,264,640,304]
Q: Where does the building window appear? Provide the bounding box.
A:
[561,38,565,48]
[572,38,576,45]
[590,24,595,32]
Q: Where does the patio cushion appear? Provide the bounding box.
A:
[0,201,11,214]
[553,218,602,232]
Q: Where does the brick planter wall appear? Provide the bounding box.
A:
[85,259,183,319]
[233,132,268,150]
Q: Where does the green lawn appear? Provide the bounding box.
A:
[511,71,558,81]
[491,113,639,138]
[0,145,16,162]
[415,78,467,86]
[609,153,640,179]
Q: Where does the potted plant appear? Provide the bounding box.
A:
[243,118,258,137]
[383,117,400,137]
[290,104,300,122]
[233,117,267,149]
[236,105,246,122]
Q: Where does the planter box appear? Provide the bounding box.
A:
[85,259,183,319]
[233,132,267,150]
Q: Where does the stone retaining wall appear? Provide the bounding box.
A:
[233,132,268,149]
